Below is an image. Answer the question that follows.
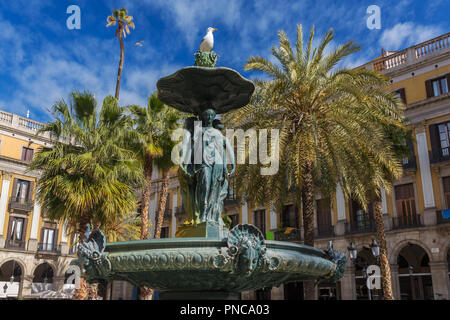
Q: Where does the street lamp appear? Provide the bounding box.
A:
[369,239,380,258]
[347,242,358,260]
[9,260,16,285]
[347,239,380,300]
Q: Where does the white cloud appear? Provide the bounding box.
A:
[379,22,444,50]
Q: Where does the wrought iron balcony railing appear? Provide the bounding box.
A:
[402,156,417,170]
[273,228,302,242]
[9,197,34,212]
[345,219,376,235]
[37,243,60,253]
[436,210,450,225]
[4,239,26,250]
[392,213,423,229]
[175,206,186,216]
[317,225,335,238]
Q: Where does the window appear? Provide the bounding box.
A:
[14,179,30,204]
[395,88,407,104]
[9,217,25,241]
[438,122,450,157]
[21,147,34,162]
[281,205,298,228]
[395,184,416,218]
[41,228,56,251]
[316,198,332,235]
[253,209,266,236]
[426,75,449,98]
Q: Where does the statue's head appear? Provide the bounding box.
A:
[201,108,216,125]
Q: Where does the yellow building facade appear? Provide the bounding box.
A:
[0,111,75,299]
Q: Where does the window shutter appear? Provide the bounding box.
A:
[406,137,415,157]
[54,228,59,249]
[28,181,34,203]
[21,147,26,161]
[40,227,45,243]
[11,178,18,200]
[399,88,407,104]
[6,215,14,240]
[22,218,28,244]
[428,124,441,162]
[446,74,450,92]
[425,80,433,98]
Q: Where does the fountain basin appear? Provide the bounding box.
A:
[73,225,346,298]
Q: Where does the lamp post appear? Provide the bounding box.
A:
[347,239,380,300]
[408,265,415,300]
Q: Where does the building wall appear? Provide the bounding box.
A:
[0,111,75,299]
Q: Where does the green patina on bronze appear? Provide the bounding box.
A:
[194,50,218,67]
[74,227,346,293]
[72,56,347,299]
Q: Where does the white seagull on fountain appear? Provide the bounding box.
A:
[199,27,217,52]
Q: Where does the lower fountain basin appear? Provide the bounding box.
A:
[73,225,346,296]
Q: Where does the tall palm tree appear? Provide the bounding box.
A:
[128,93,183,300]
[224,25,405,299]
[107,8,135,100]
[29,92,143,300]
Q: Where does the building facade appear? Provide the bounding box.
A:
[141,33,450,300]
[0,111,76,299]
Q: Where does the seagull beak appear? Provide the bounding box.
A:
[213,28,218,31]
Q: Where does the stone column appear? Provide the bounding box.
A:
[389,264,401,300]
[0,172,12,246]
[171,192,177,237]
[429,261,449,300]
[340,265,356,300]
[271,284,284,300]
[59,222,69,255]
[381,188,392,231]
[415,127,436,226]
[28,198,41,252]
[241,202,248,224]
[20,275,34,298]
[334,183,347,236]
[149,193,157,237]
[53,276,66,292]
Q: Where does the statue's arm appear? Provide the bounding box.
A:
[224,137,236,175]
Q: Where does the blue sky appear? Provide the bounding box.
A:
[0,0,448,122]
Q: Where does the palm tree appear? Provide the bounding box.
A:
[127,93,183,299]
[29,92,143,299]
[224,25,405,299]
[107,8,135,100]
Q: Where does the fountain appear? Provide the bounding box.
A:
[72,50,346,300]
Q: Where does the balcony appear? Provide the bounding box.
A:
[164,208,172,219]
[273,227,302,242]
[345,220,376,235]
[4,239,26,250]
[402,156,417,170]
[436,210,450,225]
[37,243,60,254]
[317,225,335,238]
[392,213,423,229]
[174,206,186,216]
[9,197,34,212]
[365,33,450,73]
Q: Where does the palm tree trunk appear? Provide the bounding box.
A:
[373,200,394,300]
[140,156,153,239]
[154,171,170,239]
[73,213,91,300]
[115,26,124,100]
[301,161,316,300]
[138,156,153,300]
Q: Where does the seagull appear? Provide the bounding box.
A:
[134,40,144,47]
[199,27,217,52]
